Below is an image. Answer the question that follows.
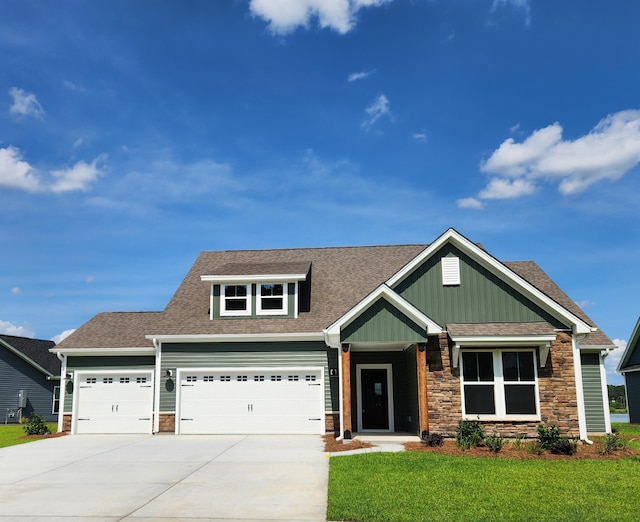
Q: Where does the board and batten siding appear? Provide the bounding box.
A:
[0,347,58,422]
[580,352,607,433]
[63,356,156,412]
[625,372,640,425]
[393,244,566,328]
[341,298,427,344]
[160,342,335,413]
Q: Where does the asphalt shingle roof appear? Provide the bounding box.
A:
[0,334,60,375]
[55,243,614,350]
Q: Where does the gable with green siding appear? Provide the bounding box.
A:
[393,244,567,328]
[341,297,427,343]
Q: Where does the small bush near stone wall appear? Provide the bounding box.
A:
[422,433,444,447]
[537,424,561,450]
[485,433,505,453]
[549,438,578,456]
[455,420,485,450]
[23,413,49,435]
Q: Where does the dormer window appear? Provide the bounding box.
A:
[222,285,250,316]
[258,284,287,315]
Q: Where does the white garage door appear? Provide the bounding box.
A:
[74,372,154,434]
[178,368,324,435]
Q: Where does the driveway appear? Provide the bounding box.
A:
[0,434,328,521]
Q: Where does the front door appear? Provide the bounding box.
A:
[361,368,390,430]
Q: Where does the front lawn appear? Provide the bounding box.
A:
[0,424,59,449]
[328,447,640,521]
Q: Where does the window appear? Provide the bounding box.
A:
[257,283,287,315]
[221,284,250,316]
[52,386,60,414]
[461,350,538,419]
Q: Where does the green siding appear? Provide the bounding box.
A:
[160,342,334,412]
[626,372,640,424]
[212,283,297,319]
[626,341,640,367]
[393,244,566,327]
[581,352,606,433]
[63,356,155,412]
[342,298,427,343]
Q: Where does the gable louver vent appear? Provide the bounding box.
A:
[441,256,461,286]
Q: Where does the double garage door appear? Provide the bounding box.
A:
[178,368,324,435]
[74,372,154,434]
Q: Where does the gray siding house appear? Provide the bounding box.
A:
[53,229,615,439]
[0,335,60,423]
[616,317,640,424]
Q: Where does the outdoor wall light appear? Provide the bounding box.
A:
[65,372,73,379]
[165,369,173,378]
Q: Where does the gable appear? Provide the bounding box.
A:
[392,243,568,329]
[618,317,640,372]
[341,297,428,343]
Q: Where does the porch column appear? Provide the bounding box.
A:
[417,342,429,438]
[341,344,352,439]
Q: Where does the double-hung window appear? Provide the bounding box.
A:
[221,284,250,316]
[257,283,287,315]
[52,386,60,414]
[461,350,539,419]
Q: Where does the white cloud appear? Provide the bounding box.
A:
[362,94,392,131]
[606,339,627,385]
[51,329,76,344]
[456,197,484,210]
[469,110,640,204]
[10,287,22,295]
[348,70,375,82]
[0,146,105,193]
[0,320,34,338]
[249,0,393,35]
[491,0,531,25]
[413,130,428,143]
[9,87,44,118]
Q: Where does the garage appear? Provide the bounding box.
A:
[177,367,324,435]
[73,371,154,434]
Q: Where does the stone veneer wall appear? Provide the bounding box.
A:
[62,413,71,432]
[325,412,339,434]
[426,331,580,438]
[158,413,176,432]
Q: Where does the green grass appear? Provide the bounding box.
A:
[613,422,640,451]
[0,424,58,449]
[327,451,640,522]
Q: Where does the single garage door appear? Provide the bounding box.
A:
[177,368,324,435]
[74,372,154,434]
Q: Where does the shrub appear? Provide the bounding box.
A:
[23,413,49,435]
[527,441,544,455]
[485,433,505,453]
[512,433,525,450]
[600,432,625,455]
[537,424,562,450]
[422,433,444,447]
[549,438,578,456]
[455,420,485,450]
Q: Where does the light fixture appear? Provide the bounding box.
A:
[165,369,173,378]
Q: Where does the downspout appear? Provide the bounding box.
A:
[152,338,161,434]
[573,333,593,444]
[56,352,66,433]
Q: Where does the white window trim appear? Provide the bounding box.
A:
[220,284,252,317]
[256,283,289,316]
[52,385,60,414]
[460,348,541,422]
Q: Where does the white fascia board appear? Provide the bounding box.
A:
[201,273,308,284]
[1,339,53,377]
[49,347,156,356]
[145,332,325,343]
[323,284,443,349]
[450,333,557,368]
[617,316,640,372]
[386,228,593,335]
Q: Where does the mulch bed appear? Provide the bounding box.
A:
[324,434,376,452]
[404,438,640,460]
[18,432,68,441]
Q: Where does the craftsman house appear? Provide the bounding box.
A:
[52,229,614,439]
[617,316,640,424]
[1,334,60,423]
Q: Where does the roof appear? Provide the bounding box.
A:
[617,316,640,373]
[55,233,614,351]
[0,334,60,376]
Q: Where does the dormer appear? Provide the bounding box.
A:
[201,261,311,319]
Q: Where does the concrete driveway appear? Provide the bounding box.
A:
[0,434,328,521]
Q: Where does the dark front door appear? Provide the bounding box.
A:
[361,368,390,430]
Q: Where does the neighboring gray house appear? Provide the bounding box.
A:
[617,316,640,424]
[53,229,615,439]
[0,334,60,423]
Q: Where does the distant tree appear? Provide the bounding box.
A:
[608,385,626,411]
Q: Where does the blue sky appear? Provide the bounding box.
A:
[1,0,639,385]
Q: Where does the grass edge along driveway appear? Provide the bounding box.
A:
[327,424,640,522]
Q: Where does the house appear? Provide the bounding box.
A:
[1,334,60,423]
[616,316,640,424]
[52,228,615,439]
